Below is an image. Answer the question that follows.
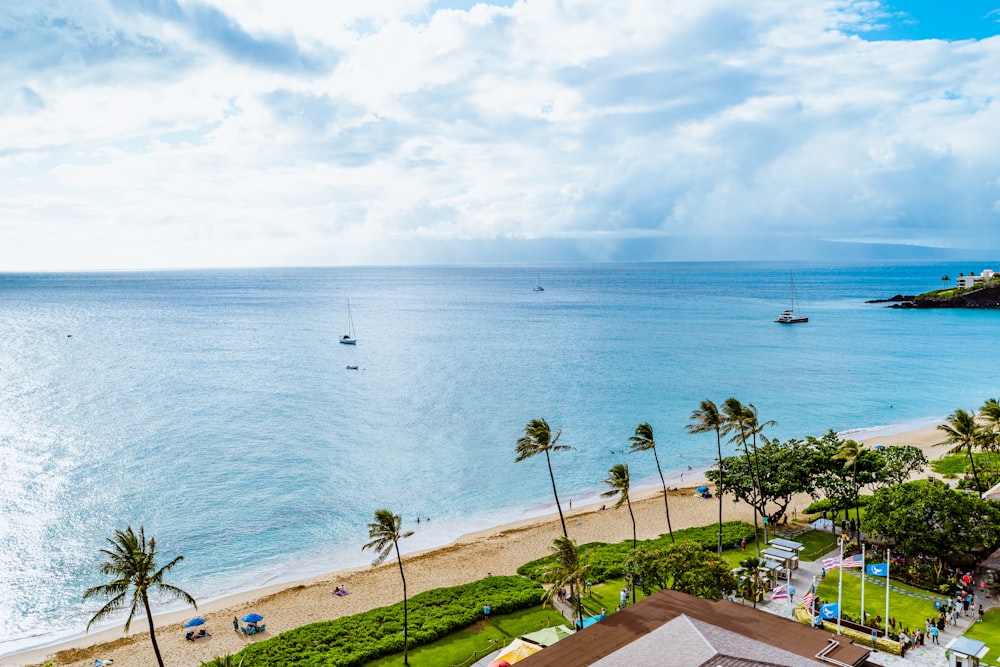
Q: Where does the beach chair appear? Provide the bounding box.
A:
[258,623,266,633]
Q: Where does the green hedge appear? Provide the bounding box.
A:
[517,521,754,582]
[222,576,542,667]
[803,496,869,515]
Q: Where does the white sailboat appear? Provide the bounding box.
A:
[533,274,545,291]
[775,274,808,324]
[339,299,358,344]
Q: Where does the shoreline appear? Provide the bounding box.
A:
[4,420,949,667]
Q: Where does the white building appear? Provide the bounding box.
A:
[957,269,996,289]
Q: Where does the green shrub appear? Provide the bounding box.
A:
[220,576,542,667]
[803,496,869,515]
[517,521,754,582]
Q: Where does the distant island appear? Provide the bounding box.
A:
[869,267,1000,308]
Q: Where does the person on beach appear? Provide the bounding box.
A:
[233,617,239,633]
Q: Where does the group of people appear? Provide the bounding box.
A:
[332,585,351,596]
[184,628,211,641]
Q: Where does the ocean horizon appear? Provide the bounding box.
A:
[2,260,998,656]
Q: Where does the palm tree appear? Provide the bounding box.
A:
[981,399,1000,481]
[938,408,984,496]
[541,536,590,630]
[737,556,766,608]
[629,423,673,543]
[722,398,761,554]
[833,439,866,548]
[601,463,637,603]
[516,418,574,538]
[82,526,196,667]
[363,509,415,665]
[687,400,725,556]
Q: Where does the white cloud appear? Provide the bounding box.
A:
[1,0,999,270]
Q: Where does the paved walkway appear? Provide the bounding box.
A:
[752,540,996,665]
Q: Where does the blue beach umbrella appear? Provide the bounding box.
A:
[696,485,709,493]
[243,613,264,623]
[184,617,206,628]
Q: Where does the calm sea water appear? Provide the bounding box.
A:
[1,262,998,654]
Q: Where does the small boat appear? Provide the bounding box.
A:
[775,274,808,324]
[346,365,359,370]
[340,299,358,344]
[533,274,545,292]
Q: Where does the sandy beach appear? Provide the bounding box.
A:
[5,423,947,667]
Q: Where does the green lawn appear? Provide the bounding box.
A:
[814,568,946,634]
[365,606,567,667]
[962,607,1000,665]
[582,577,648,616]
[793,531,839,562]
[930,452,994,478]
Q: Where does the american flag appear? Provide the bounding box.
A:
[771,584,789,600]
[801,591,816,609]
[842,554,864,569]
[822,556,841,570]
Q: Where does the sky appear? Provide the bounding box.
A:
[2,0,1000,270]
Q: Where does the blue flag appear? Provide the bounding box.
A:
[820,603,839,620]
[866,563,888,577]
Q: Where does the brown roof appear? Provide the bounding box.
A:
[517,589,870,667]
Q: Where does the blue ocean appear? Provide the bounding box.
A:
[1,262,998,655]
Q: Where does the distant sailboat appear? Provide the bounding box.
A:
[775,274,808,324]
[340,299,358,344]
[533,274,545,292]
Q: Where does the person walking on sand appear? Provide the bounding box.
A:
[233,616,239,633]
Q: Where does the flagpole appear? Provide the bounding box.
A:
[837,535,844,635]
[884,548,891,640]
[787,563,792,611]
[860,543,866,625]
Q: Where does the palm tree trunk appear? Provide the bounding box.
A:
[545,450,569,538]
[715,429,723,557]
[627,498,637,605]
[853,460,862,549]
[395,545,409,666]
[141,593,166,667]
[967,444,984,496]
[571,582,584,629]
[651,447,674,542]
[749,431,767,544]
[740,443,762,556]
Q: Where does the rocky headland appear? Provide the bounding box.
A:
[868,283,1000,308]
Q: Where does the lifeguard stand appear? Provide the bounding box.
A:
[945,636,989,667]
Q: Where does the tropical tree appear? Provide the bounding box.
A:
[625,542,735,601]
[721,398,769,553]
[938,408,984,496]
[363,509,415,665]
[516,418,574,538]
[540,536,590,630]
[871,445,928,489]
[980,399,1000,482]
[601,462,637,604]
[82,526,196,667]
[833,439,867,548]
[686,400,725,556]
[737,556,767,608]
[864,479,1000,578]
[629,423,674,543]
[707,438,816,525]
